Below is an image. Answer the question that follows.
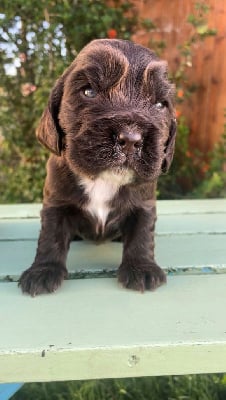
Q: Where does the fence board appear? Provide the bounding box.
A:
[132,0,226,152]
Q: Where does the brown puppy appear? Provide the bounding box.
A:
[19,39,176,296]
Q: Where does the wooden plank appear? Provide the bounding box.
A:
[1,211,226,241]
[1,234,225,281]
[0,219,40,240]
[2,274,226,382]
[0,199,225,219]
[1,199,225,279]
[157,199,226,215]
[157,214,226,234]
[0,204,41,219]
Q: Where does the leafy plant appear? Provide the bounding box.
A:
[12,375,226,400]
[192,114,226,198]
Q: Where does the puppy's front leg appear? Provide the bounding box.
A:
[118,204,166,292]
[19,207,72,296]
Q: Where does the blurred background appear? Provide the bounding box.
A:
[1,0,226,398]
[0,0,225,203]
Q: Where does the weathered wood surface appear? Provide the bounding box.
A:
[1,200,225,281]
[0,199,226,383]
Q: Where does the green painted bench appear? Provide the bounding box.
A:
[1,199,226,386]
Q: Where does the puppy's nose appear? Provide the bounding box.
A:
[117,132,142,154]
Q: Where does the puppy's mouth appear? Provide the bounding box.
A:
[113,151,139,171]
[112,142,163,182]
[66,116,164,181]
[112,142,150,178]
[100,165,135,186]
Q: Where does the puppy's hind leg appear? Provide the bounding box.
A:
[19,207,73,296]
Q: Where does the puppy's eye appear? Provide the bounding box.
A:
[83,86,97,98]
[155,101,168,109]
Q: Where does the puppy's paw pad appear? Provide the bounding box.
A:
[18,263,68,296]
[118,263,166,292]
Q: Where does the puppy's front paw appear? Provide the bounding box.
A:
[18,262,68,296]
[118,261,166,292]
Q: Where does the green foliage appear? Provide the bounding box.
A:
[0,1,65,202]
[158,116,203,198]
[11,375,226,400]
[192,117,226,198]
[187,2,217,38]
[159,113,226,200]
[60,0,136,51]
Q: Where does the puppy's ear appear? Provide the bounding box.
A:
[36,76,65,155]
[161,118,177,173]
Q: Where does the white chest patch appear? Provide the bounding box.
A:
[80,170,134,231]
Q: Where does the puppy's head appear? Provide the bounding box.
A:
[37,39,176,182]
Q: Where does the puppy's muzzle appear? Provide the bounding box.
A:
[117,131,142,155]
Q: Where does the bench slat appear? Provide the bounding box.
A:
[1,274,226,382]
[1,234,226,281]
[1,212,226,241]
[0,199,226,219]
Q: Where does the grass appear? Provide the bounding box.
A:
[12,375,226,400]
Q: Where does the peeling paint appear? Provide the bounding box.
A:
[128,355,140,367]
[1,264,226,283]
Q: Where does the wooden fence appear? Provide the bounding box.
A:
[132,0,226,153]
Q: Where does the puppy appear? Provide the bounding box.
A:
[19,39,176,296]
